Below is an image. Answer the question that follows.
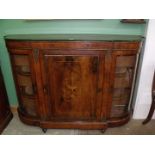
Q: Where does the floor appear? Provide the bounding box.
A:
[2,113,155,135]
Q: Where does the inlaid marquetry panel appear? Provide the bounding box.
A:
[42,54,103,121]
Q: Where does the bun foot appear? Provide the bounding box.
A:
[101,129,106,134]
[42,128,47,133]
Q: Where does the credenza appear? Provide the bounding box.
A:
[5,34,143,132]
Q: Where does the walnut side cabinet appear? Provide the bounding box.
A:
[0,67,13,134]
[5,35,142,131]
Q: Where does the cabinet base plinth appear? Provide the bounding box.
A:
[18,108,131,130]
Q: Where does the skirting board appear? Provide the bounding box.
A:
[11,106,18,114]
[133,103,155,119]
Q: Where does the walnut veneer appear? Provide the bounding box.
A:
[5,35,142,132]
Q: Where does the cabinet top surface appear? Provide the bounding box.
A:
[4,34,143,41]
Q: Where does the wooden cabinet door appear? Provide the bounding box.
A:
[40,50,105,121]
[9,49,39,118]
[108,50,138,118]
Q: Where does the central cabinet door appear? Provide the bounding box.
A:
[41,50,105,121]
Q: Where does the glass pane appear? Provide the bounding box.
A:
[21,96,37,116]
[111,55,136,117]
[13,55,31,75]
[12,54,37,117]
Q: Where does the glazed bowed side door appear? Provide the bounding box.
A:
[108,50,138,119]
[40,50,105,121]
[9,49,40,118]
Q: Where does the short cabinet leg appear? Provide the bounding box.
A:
[42,128,47,133]
[101,129,106,134]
